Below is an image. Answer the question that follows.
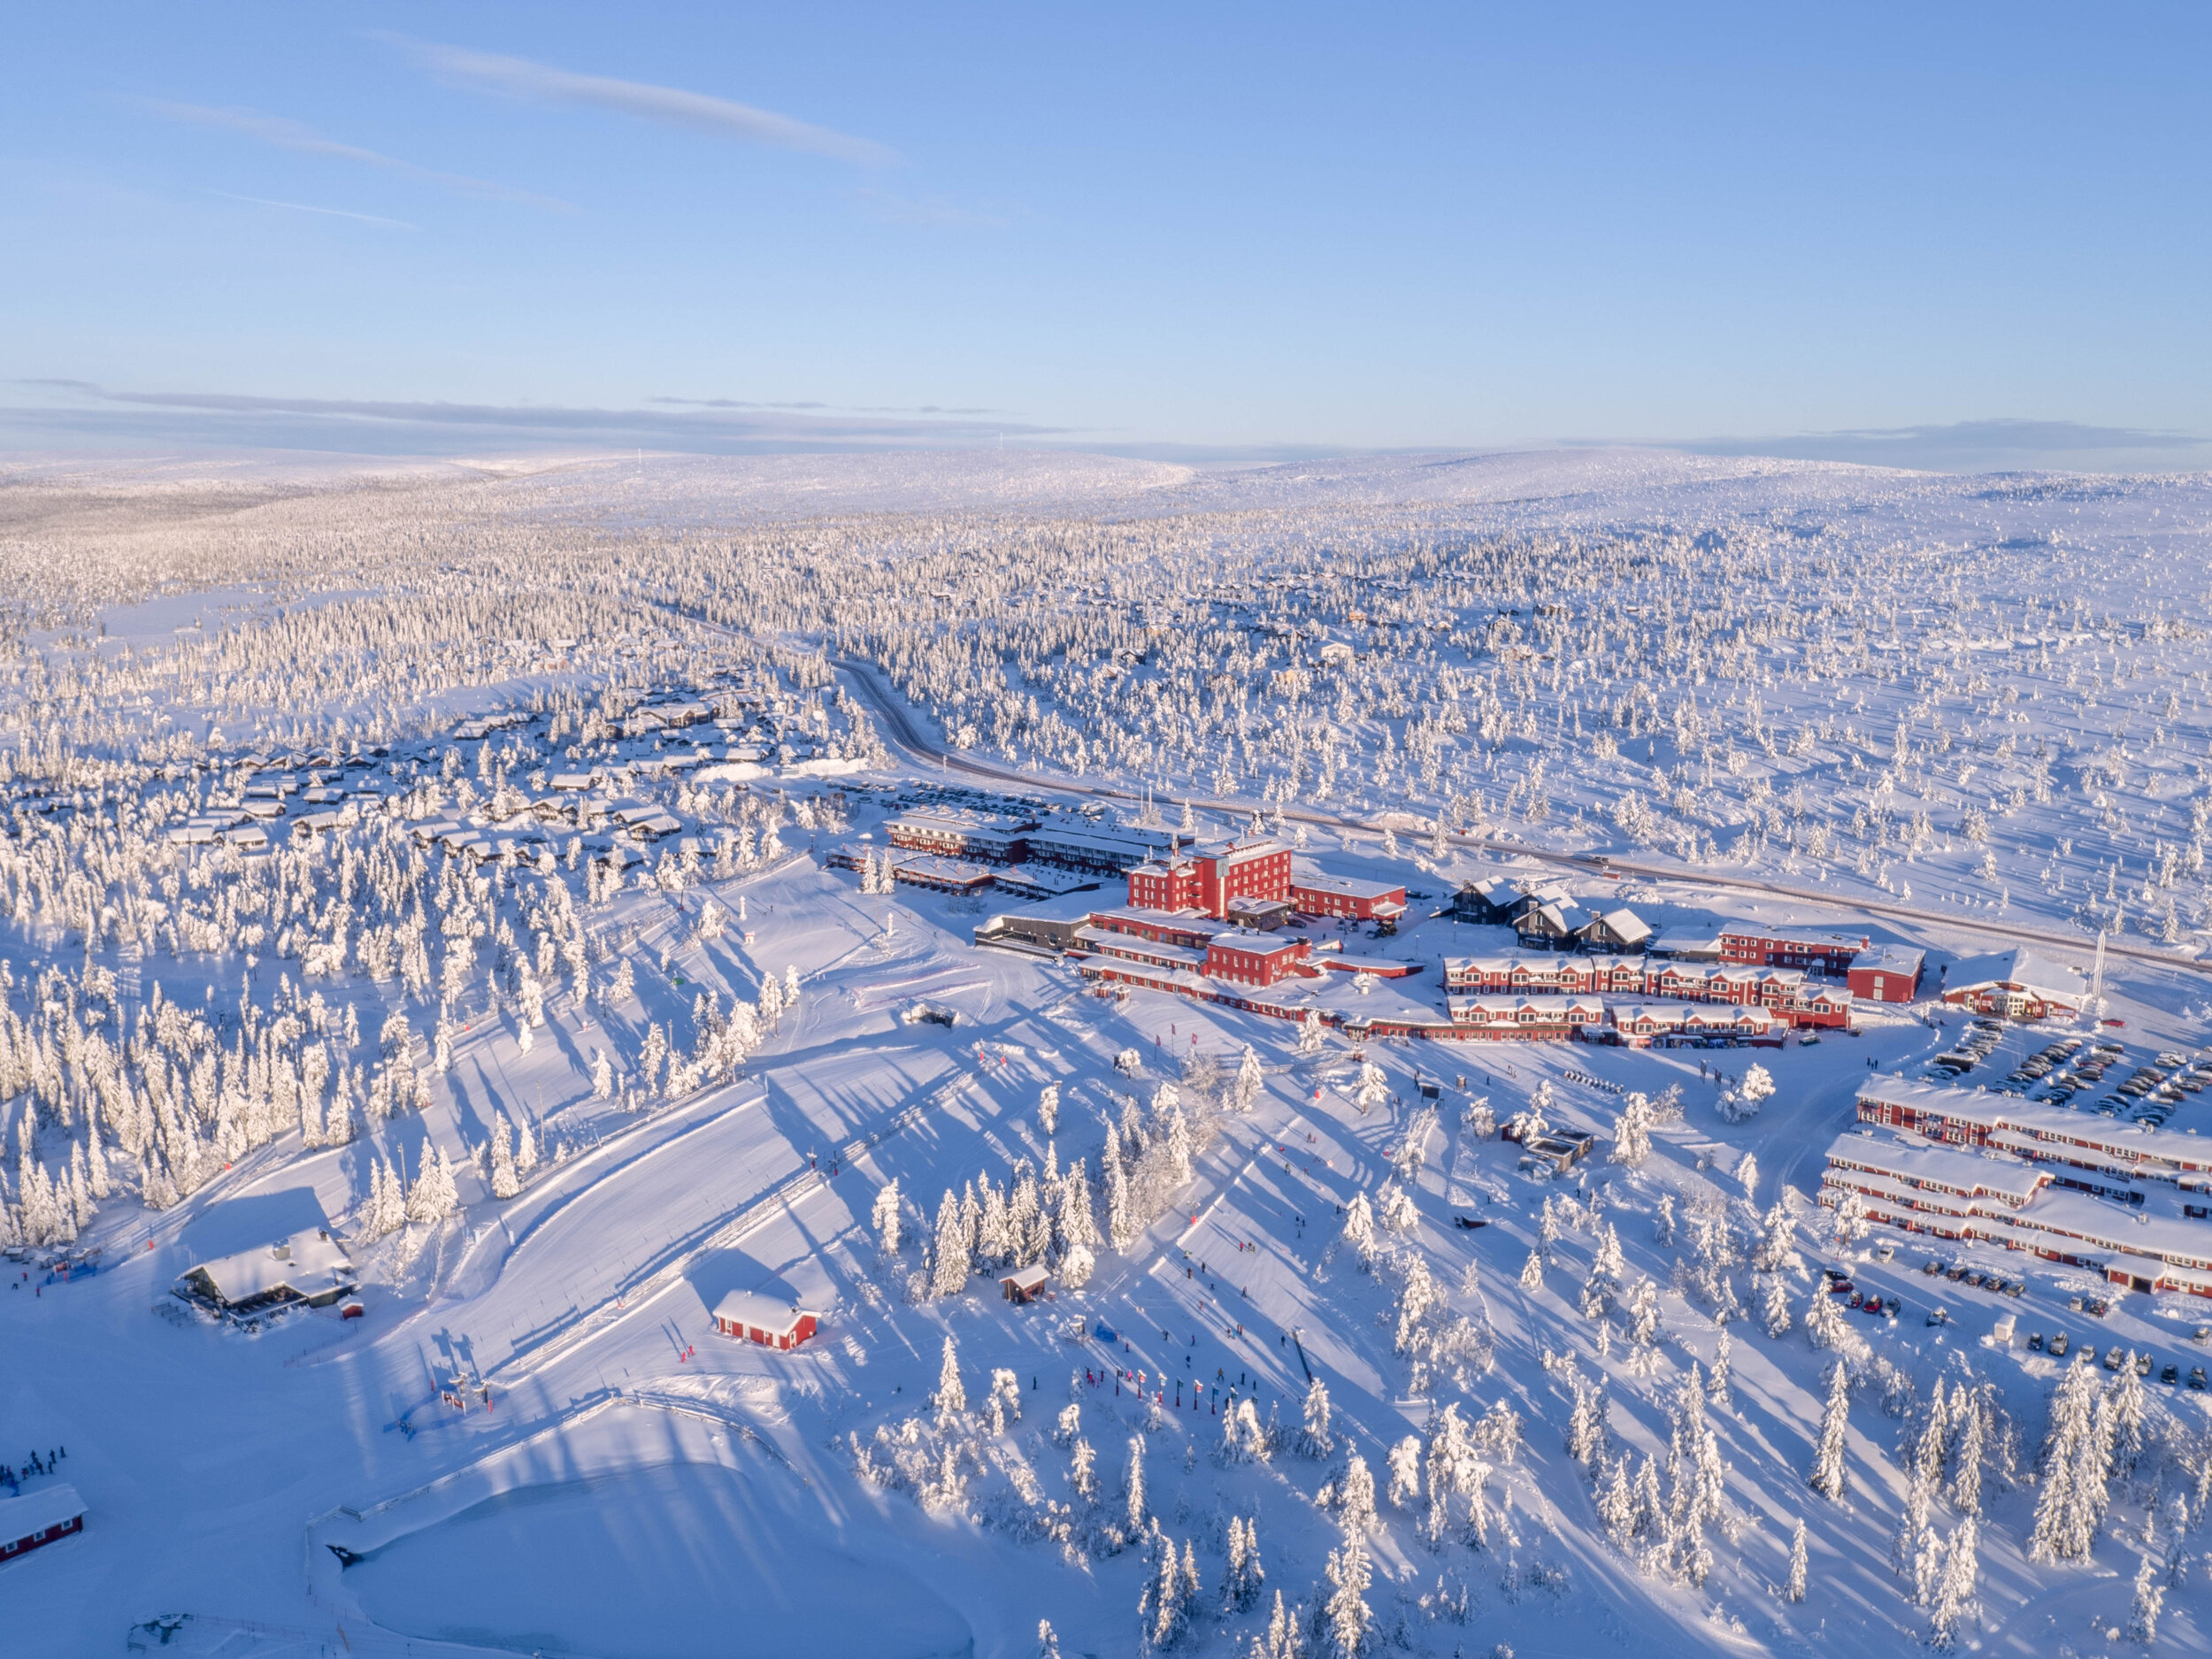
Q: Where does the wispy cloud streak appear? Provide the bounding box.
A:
[203,189,417,230]
[401,40,897,166]
[134,98,572,210]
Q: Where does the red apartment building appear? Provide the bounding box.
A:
[1126,838,1294,919]
[1718,923,1869,975]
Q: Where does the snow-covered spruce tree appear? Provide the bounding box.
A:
[1300,1378,1335,1458]
[404,1145,460,1225]
[1354,1062,1388,1117]
[1808,1358,1850,1500]
[1609,1092,1652,1166]
[1333,1453,1378,1532]
[1736,1152,1759,1203]
[1340,1192,1378,1268]
[489,1114,519,1200]
[1753,1201,1798,1272]
[872,1178,902,1259]
[1377,1182,1418,1235]
[1234,1045,1263,1113]
[2030,1352,2108,1563]
[2128,1535,2166,1642]
[1223,1513,1266,1612]
[934,1335,966,1428]
[931,1190,969,1298]
[1386,1436,1421,1509]
[1297,1010,1325,1056]
[1137,1528,1201,1654]
[1717,1063,1775,1125]
[1519,1248,1544,1292]
[1125,1435,1148,1533]
[1929,1515,1979,1649]
[1321,1522,1372,1659]
[1039,1080,1059,1136]
[1786,1516,1809,1602]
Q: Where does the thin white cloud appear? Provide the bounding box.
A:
[400,39,898,166]
[134,98,572,211]
[203,189,418,230]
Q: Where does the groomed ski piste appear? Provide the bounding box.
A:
[4,448,2212,1659]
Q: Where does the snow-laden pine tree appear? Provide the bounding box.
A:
[1300,1378,1334,1458]
[2106,1355,2149,1480]
[1340,1192,1378,1267]
[1929,1515,1978,1648]
[1609,1092,1652,1166]
[1222,1513,1265,1611]
[2129,1532,2167,1641]
[1386,1436,1421,1509]
[1234,1045,1262,1112]
[489,1114,519,1200]
[1786,1516,1809,1601]
[1254,1589,1300,1659]
[1334,1453,1377,1532]
[1519,1248,1544,1292]
[1321,1522,1372,1659]
[1297,1010,1325,1056]
[931,1191,969,1298]
[1753,1202,1797,1272]
[1949,1389,1985,1517]
[1039,1080,1060,1136]
[1808,1358,1850,1500]
[2030,1352,2108,1563]
[405,1145,459,1225]
[1125,1436,1148,1532]
[872,1178,902,1258]
[934,1335,966,1427]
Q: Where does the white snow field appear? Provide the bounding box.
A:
[4,448,2212,1658]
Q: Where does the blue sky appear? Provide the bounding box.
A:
[4,4,2208,467]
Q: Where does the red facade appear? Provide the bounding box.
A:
[2,1512,81,1562]
[716,1310,818,1351]
[1126,839,1291,919]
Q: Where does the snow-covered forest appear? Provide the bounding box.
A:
[7,447,2212,1659]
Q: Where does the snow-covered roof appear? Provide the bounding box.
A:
[714,1289,810,1336]
[1849,945,1926,974]
[180,1228,356,1310]
[0,1484,83,1542]
[1856,1075,2212,1179]
[1824,1133,2049,1205]
[1591,907,1653,944]
[1000,1264,1049,1291]
[1292,871,1406,901]
[1943,948,2085,1001]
